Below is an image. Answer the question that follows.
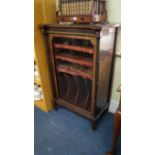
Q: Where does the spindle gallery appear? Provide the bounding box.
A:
[56,0,107,23]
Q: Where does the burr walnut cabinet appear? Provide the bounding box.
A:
[42,23,119,129]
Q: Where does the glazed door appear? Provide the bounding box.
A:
[49,34,96,112]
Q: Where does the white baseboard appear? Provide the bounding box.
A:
[108,99,119,114]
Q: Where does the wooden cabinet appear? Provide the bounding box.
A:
[42,23,119,128]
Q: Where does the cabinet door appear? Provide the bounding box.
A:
[48,34,97,112]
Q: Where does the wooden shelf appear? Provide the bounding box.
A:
[57,64,93,80]
[34,99,43,103]
[55,53,93,67]
[56,15,107,23]
[54,43,94,54]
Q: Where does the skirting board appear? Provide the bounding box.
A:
[108,99,119,114]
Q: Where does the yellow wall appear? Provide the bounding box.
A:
[107,0,121,102]
[34,0,56,111]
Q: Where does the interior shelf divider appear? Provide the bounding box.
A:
[57,64,93,80]
[55,53,93,67]
[54,43,94,54]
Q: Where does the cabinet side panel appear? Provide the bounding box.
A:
[96,28,115,109]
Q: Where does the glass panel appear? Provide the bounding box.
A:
[52,36,94,111]
[57,72,92,111]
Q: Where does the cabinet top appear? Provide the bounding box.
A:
[41,23,120,31]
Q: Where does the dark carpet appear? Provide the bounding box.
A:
[34,107,121,155]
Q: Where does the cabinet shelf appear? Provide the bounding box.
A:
[55,53,93,67]
[34,99,43,104]
[54,43,94,54]
[57,64,93,80]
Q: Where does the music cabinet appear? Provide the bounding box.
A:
[42,23,119,129]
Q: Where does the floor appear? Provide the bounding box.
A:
[34,107,121,155]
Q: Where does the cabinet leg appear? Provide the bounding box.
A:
[54,103,59,111]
